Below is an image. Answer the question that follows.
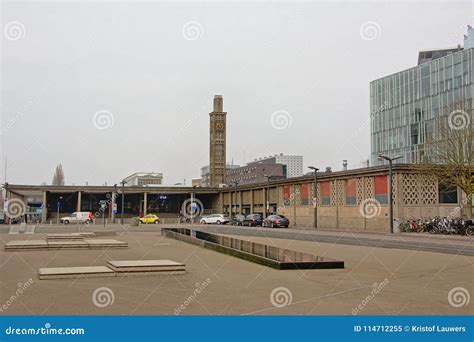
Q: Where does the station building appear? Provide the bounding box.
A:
[4,164,469,232]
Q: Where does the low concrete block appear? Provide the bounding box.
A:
[38,266,116,280]
[114,270,186,277]
[84,239,128,249]
[5,240,49,251]
[90,230,117,236]
[47,240,89,250]
[107,259,185,272]
[46,233,84,241]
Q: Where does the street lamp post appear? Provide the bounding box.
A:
[263,175,271,217]
[230,181,238,216]
[113,184,117,224]
[308,166,319,229]
[120,180,127,225]
[377,154,402,234]
[57,196,63,225]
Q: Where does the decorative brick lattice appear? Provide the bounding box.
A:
[337,180,345,206]
[365,177,374,199]
[330,180,337,206]
[420,174,438,205]
[356,177,364,205]
[292,185,301,205]
[402,173,419,205]
[391,174,397,206]
[308,182,318,205]
[316,182,321,205]
[278,186,283,206]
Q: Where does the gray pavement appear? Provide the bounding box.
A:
[0,231,472,315]
[1,223,473,255]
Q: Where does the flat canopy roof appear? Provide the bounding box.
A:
[4,184,220,196]
[4,164,425,196]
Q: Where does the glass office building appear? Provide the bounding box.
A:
[370,47,473,165]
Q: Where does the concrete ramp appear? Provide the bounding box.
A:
[25,225,36,234]
[107,260,186,276]
[38,266,115,280]
[8,224,24,234]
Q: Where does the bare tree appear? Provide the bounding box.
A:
[424,108,473,218]
[52,164,65,186]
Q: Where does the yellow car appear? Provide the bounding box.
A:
[139,214,160,224]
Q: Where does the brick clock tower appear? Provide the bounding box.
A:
[209,95,227,187]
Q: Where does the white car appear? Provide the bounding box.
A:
[200,214,230,225]
[60,212,93,225]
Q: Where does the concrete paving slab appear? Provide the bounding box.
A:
[38,266,116,280]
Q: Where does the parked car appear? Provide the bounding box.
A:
[60,212,93,225]
[139,214,160,224]
[200,214,230,225]
[262,215,289,228]
[242,214,263,227]
[230,214,246,226]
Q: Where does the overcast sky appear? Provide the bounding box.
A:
[1,0,472,186]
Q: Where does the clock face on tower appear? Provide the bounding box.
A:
[215,122,225,131]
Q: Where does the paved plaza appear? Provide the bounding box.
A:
[0,226,472,315]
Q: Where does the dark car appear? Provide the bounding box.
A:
[242,214,263,227]
[231,214,246,226]
[263,215,289,228]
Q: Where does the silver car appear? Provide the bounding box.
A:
[200,214,230,225]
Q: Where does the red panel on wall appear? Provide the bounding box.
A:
[321,182,330,197]
[374,175,388,195]
[301,184,309,198]
[301,184,309,205]
[345,179,356,197]
[283,186,291,200]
